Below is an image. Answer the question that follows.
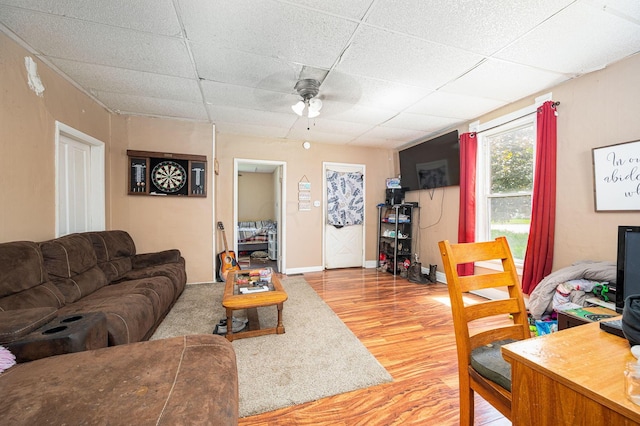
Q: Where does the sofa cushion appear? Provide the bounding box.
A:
[40,234,98,278]
[57,294,156,345]
[0,282,65,311]
[40,234,108,303]
[0,307,57,344]
[87,231,136,262]
[83,277,175,324]
[132,249,181,269]
[0,335,238,425]
[97,257,133,283]
[0,241,48,298]
[51,267,108,304]
[85,231,136,283]
[122,259,187,300]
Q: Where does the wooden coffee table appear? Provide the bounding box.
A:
[222,269,288,341]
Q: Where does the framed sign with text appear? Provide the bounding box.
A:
[592,140,640,211]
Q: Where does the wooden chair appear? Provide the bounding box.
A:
[438,237,530,425]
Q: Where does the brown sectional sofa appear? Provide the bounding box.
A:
[0,230,186,352]
[0,230,239,424]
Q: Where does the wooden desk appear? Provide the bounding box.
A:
[502,321,640,425]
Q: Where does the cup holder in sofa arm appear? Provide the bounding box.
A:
[42,326,68,335]
[61,315,84,323]
[6,312,108,363]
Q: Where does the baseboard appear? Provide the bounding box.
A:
[284,263,441,277]
[364,260,377,269]
[285,266,324,275]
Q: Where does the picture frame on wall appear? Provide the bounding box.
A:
[592,139,640,211]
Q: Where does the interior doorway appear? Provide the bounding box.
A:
[234,159,286,274]
[323,162,366,269]
[55,121,105,237]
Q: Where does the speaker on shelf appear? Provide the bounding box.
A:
[386,188,407,205]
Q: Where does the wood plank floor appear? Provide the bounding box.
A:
[239,268,511,425]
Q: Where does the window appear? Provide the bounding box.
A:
[476,115,535,264]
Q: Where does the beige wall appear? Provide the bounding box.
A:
[109,116,214,283]
[216,135,394,270]
[1,33,215,283]
[238,172,275,221]
[4,27,639,281]
[0,32,111,242]
[413,53,640,273]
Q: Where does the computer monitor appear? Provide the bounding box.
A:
[615,226,640,314]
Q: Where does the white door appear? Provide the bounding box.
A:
[58,135,91,235]
[324,163,365,269]
[55,122,105,237]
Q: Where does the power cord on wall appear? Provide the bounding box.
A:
[418,187,445,230]
[413,187,446,262]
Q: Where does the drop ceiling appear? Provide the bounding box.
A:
[1,0,639,149]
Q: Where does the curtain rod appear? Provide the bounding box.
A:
[470,101,560,136]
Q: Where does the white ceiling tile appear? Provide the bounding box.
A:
[0,6,194,77]
[366,0,574,56]
[207,105,297,128]
[360,126,426,143]
[350,134,418,149]
[178,0,357,69]
[580,0,640,23]
[289,117,373,137]
[336,26,484,89]
[321,72,432,110]
[1,0,638,148]
[0,0,182,35]
[286,126,355,145]
[49,58,202,102]
[382,113,463,133]
[441,59,569,102]
[406,91,507,120]
[279,0,375,20]
[191,42,303,92]
[96,92,208,120]
[496,2,640,74]
[319,101,398,125]
[201,80,299,114]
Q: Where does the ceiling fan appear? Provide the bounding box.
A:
[291,78,323,118]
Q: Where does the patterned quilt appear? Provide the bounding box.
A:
[238,220,276,242]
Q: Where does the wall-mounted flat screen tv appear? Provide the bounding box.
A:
[398,130,460,191]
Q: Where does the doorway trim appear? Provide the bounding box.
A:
[54,121,105,237]
[234,158,286,274]
[322,162,366,269]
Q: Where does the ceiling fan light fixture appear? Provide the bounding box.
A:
[307,107,320,118]
[308,97,322,112]
[292,100,305,116]
[292,78,322,118]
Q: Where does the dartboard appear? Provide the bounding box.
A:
[151,160,186,193]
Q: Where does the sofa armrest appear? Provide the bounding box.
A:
[0,307,57,344]
[132,249,182,269]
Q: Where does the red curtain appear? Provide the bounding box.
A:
[457,132,477,276]
[521,101,558,294]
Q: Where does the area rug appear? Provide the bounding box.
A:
[151,276,393,418]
